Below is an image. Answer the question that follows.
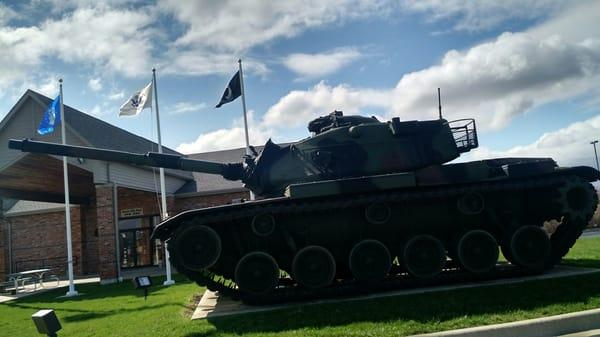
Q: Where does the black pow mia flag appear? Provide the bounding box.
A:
[215,71,241,108]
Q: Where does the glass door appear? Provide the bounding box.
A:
[119,215,160,268]
[120,231,136,268]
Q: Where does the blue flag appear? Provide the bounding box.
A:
[37,95,61,135]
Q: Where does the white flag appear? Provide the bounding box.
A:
[119,81,153,116]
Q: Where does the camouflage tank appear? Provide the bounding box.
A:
[8,110,599,304]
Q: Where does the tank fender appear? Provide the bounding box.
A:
[557,166,600,182]
[151,196,289,241]
[501,159,556,177]
[151,206,232,241]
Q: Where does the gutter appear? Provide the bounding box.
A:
[174,187,249,198]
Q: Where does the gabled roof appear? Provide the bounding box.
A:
[4,200,73,217]
[177,147,249,194]
[0,90,192,180]
[27,90,181,155]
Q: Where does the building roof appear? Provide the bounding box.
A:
[176,147,250,194]
[2,90,192,181]
[4,200,76,217]
[28,90,181,156]
[1,90,301,200]
[177,143,295,195]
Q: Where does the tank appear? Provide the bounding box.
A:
[8,111,600,304]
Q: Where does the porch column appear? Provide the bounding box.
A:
[0,215,7,280]
[95,183,118,283]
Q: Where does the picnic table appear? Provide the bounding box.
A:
[6,268,56,292]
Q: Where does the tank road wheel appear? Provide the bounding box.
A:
[402,235,446,278]
[173,225,221,271]
[457,230,499,274]
[251,214,276,237]
[234,252,279,295]
[365,203,392,224]
[292,246,336,289]
[457,192,485,215]
[510,225,550,270]
[349,239,392,282]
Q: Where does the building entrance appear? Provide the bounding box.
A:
[119,215,163,268]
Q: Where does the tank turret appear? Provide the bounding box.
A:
[8,111,478,197]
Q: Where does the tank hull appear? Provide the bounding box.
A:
[154,158,599,304]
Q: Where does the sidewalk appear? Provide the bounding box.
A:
[0,276,99,303]
[411,308,600,337]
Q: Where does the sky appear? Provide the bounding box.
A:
[0,0,599,168]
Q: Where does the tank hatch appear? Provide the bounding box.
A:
[308,110,379,135]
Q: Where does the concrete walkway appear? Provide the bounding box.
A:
[0,276,99,303]
[192,265,598,320]
[412,308,600,337]
[582,228,600,238]
[558,329,600,337]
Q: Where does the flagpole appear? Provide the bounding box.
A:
[153,68,175,286]
[238,59,255,200]
[60,79,78,297]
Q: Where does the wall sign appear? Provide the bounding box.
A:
[120,208,143,218]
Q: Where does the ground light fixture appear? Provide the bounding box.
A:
[133,275,152,300]
[31,309,62,337]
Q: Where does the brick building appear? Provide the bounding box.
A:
[0,90,250,282]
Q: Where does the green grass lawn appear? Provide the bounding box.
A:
[2,235,600,337]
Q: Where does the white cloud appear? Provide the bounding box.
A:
[263,2,600,132]
[88,104,104,116]
[88,77,102,91]
[107,90,125,101]
[467,114,600,167]
[264,81,390,128]
[401,0,566,32]
[390,32,600,130]
[283,47,364,79]
[42,7,154,76]
[176,111,271,153]
[0,6,154,98]
[0,26,44,94]
[159,0,392,78]
[162,51,269,77]
[46,0,144,11]
[169,101,207,115]
[0,0,396,90]
[19,75,60,97]
[160,0,393,52]
[0,4,17,25]
[176,127,269,154]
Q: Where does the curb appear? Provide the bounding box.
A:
[191,266,598,320]
[411,308,600,337]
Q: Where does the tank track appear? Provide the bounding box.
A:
[167,173,597,305]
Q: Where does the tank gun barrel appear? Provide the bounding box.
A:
[8,139,244,180]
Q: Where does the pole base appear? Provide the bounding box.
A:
[65,290,79,297]
[163,279,175,286]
